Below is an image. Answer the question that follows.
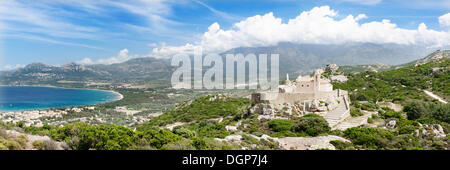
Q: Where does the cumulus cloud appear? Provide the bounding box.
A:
[149,6,450,57]
[439,13,450,29]
[78,49,136,65]
[84,6,450,63]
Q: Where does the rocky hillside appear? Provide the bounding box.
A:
[339,50,450,74]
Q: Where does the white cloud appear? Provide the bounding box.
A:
[148,6,450,58]
[340,0,382,5]
[150,43,197,58]
[193,0,240,21]
[76,6,450,64]
[439,13,450,29]
[78,49,136,65]
[0,64,25,71]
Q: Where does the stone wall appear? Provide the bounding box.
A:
[259,90,341,105]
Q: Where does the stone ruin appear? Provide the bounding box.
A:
[250,69,351,125]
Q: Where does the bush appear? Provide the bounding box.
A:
[173,127,196,138]
[383,110,402,119]
[190,137,207,150]
[361,102,377,111]
[416,117,441,124]
[398,125,418,134]
[404,102,450,123]
[4,140,23,150]
[350,106,363,117]
[268,119,294,132]
[32,141,44,150]
[0,143,7,150]
[404,102,426,120]
[195,122,230,138]
[291,115,330,136]
[330,140,353,150]
[343,127,394,149]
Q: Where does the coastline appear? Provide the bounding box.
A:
[107,90,124,101]
[0,85,124,112]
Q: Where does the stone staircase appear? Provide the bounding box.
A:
[332,110,374,130]
[323,97,350,128]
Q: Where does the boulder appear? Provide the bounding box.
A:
[326,64,339,74]
[225,125,238,132]
[261,104,275,115]
[431,124,446,138]
[386,120,396,129]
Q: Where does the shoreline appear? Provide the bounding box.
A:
[0,85,124,112]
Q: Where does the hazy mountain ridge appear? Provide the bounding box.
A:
[339,50,450,73]
[225,42,436,76]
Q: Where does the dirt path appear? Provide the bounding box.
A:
[424,90,448,104]
[277,135,350,150]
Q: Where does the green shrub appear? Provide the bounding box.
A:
[330,140,353,150]
[173,127,196,138]
[268,119,294,132]
[303,114,322,118]
[404,102,450,123]
[388,134,420,150]
[404,102,426,120]
[242,134,260,145]
[4,140,22,150]
[343,127,394,149]
[361,102,377,111]
[195,122,230,138]
[416,117,440,124]
[251,132,264,137]
[270,131,299,137]
[383,110,402,119]
[32,141,44,150]
[291,115,330,136]
[350,106,363,117]
[190,137,207,150]
[398,125,418,134]
[0,143,7,150]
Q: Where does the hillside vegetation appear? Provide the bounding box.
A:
[334,57,450,103]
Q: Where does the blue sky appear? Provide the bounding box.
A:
[0,0,450,70]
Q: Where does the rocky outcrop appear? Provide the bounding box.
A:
[430,124,446,138]
[413,124,446,138]
[330,75,348,82]
[325,64,339,74]
[386,120,396,129]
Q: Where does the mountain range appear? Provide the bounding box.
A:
[0,43,442,85]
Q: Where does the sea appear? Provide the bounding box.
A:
[0,86,121,112]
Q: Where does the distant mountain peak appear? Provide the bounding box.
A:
[24,62,49,69]
[415,50,450,65]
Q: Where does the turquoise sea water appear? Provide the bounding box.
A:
[0,86,121,112]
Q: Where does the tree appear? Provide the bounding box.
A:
[404,102,426,120]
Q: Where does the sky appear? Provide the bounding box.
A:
[0,0,450,70]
